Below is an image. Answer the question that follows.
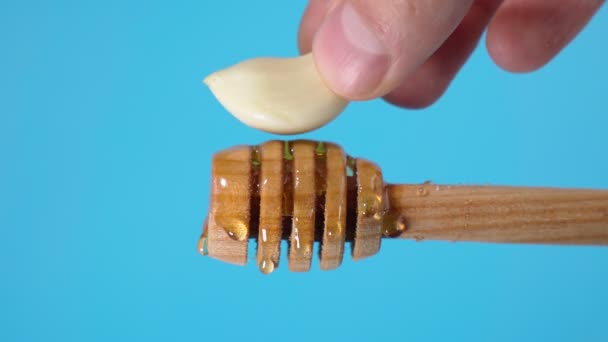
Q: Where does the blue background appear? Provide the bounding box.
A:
[1,1,607,341]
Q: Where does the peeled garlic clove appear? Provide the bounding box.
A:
[204,53,349,135]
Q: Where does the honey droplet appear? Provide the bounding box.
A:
[198,219,210,256]
[226,230,246,241]
[346,156,357,177]
[416,187,429,197]
[371,174,383,192]
[326,225,342,240]
[383,212,407,237]
[197,235,209,256]
[259,258,276,275]
[293,227,301,250]
[260,227,268,242]
[251,145,261,168]
[218,218,248,241]
[315,141,326,156]
[283,141,293,160]
[360,193,381,218]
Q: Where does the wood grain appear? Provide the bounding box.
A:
[204,140,608,273]
[319,143,347,270]
[387,183,608,244]
[352,159,383,260]
[289,141,316,272]
[207,145,251,265]
[257,141,284,271]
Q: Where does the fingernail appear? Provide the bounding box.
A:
[313,2,390,98]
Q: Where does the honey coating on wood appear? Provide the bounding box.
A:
[206,145,251,265]
[197,219,209,256]
[282,141,295,217]
[382,211,407,237]
[220,218,248,241]
[289,141,316,272]
[202,140,396,273]
[202,141,608,273]
[213,149,250,241]
[352,159,384,260]
[256,141,284,274]
[319,143,347,270]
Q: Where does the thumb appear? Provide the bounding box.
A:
[313,0,473,100]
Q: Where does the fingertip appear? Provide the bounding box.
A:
[383,0,503,109]
[298,0,330,54]
[312,0,475,100]
[384,95,441,110]
[383,82,445,109]
[486,11,543,73]
[313,2,390,100]
[487,0,603,74]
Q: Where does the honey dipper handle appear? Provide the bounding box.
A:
[386,184,608,245]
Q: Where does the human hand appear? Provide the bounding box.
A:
[298,0,603,108]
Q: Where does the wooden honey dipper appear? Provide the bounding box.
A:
[198,140,608,274]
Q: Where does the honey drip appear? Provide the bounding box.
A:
[250,145,261,240]
[197,220,209,256]
[251,145,261,168]
[283,141,294,216]
[314,141,328,256]
[382,212,406,237]
[315,141,326,156]
[326,224,342,240]
[283,141,293,161]
[259,258,276,275]
[359,171,384,219]
[220,218,248,241]
[359,193,382,218]
[203,140,394,273]
[346,155,356,177]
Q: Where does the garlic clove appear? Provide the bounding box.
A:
[204,53,349,135]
